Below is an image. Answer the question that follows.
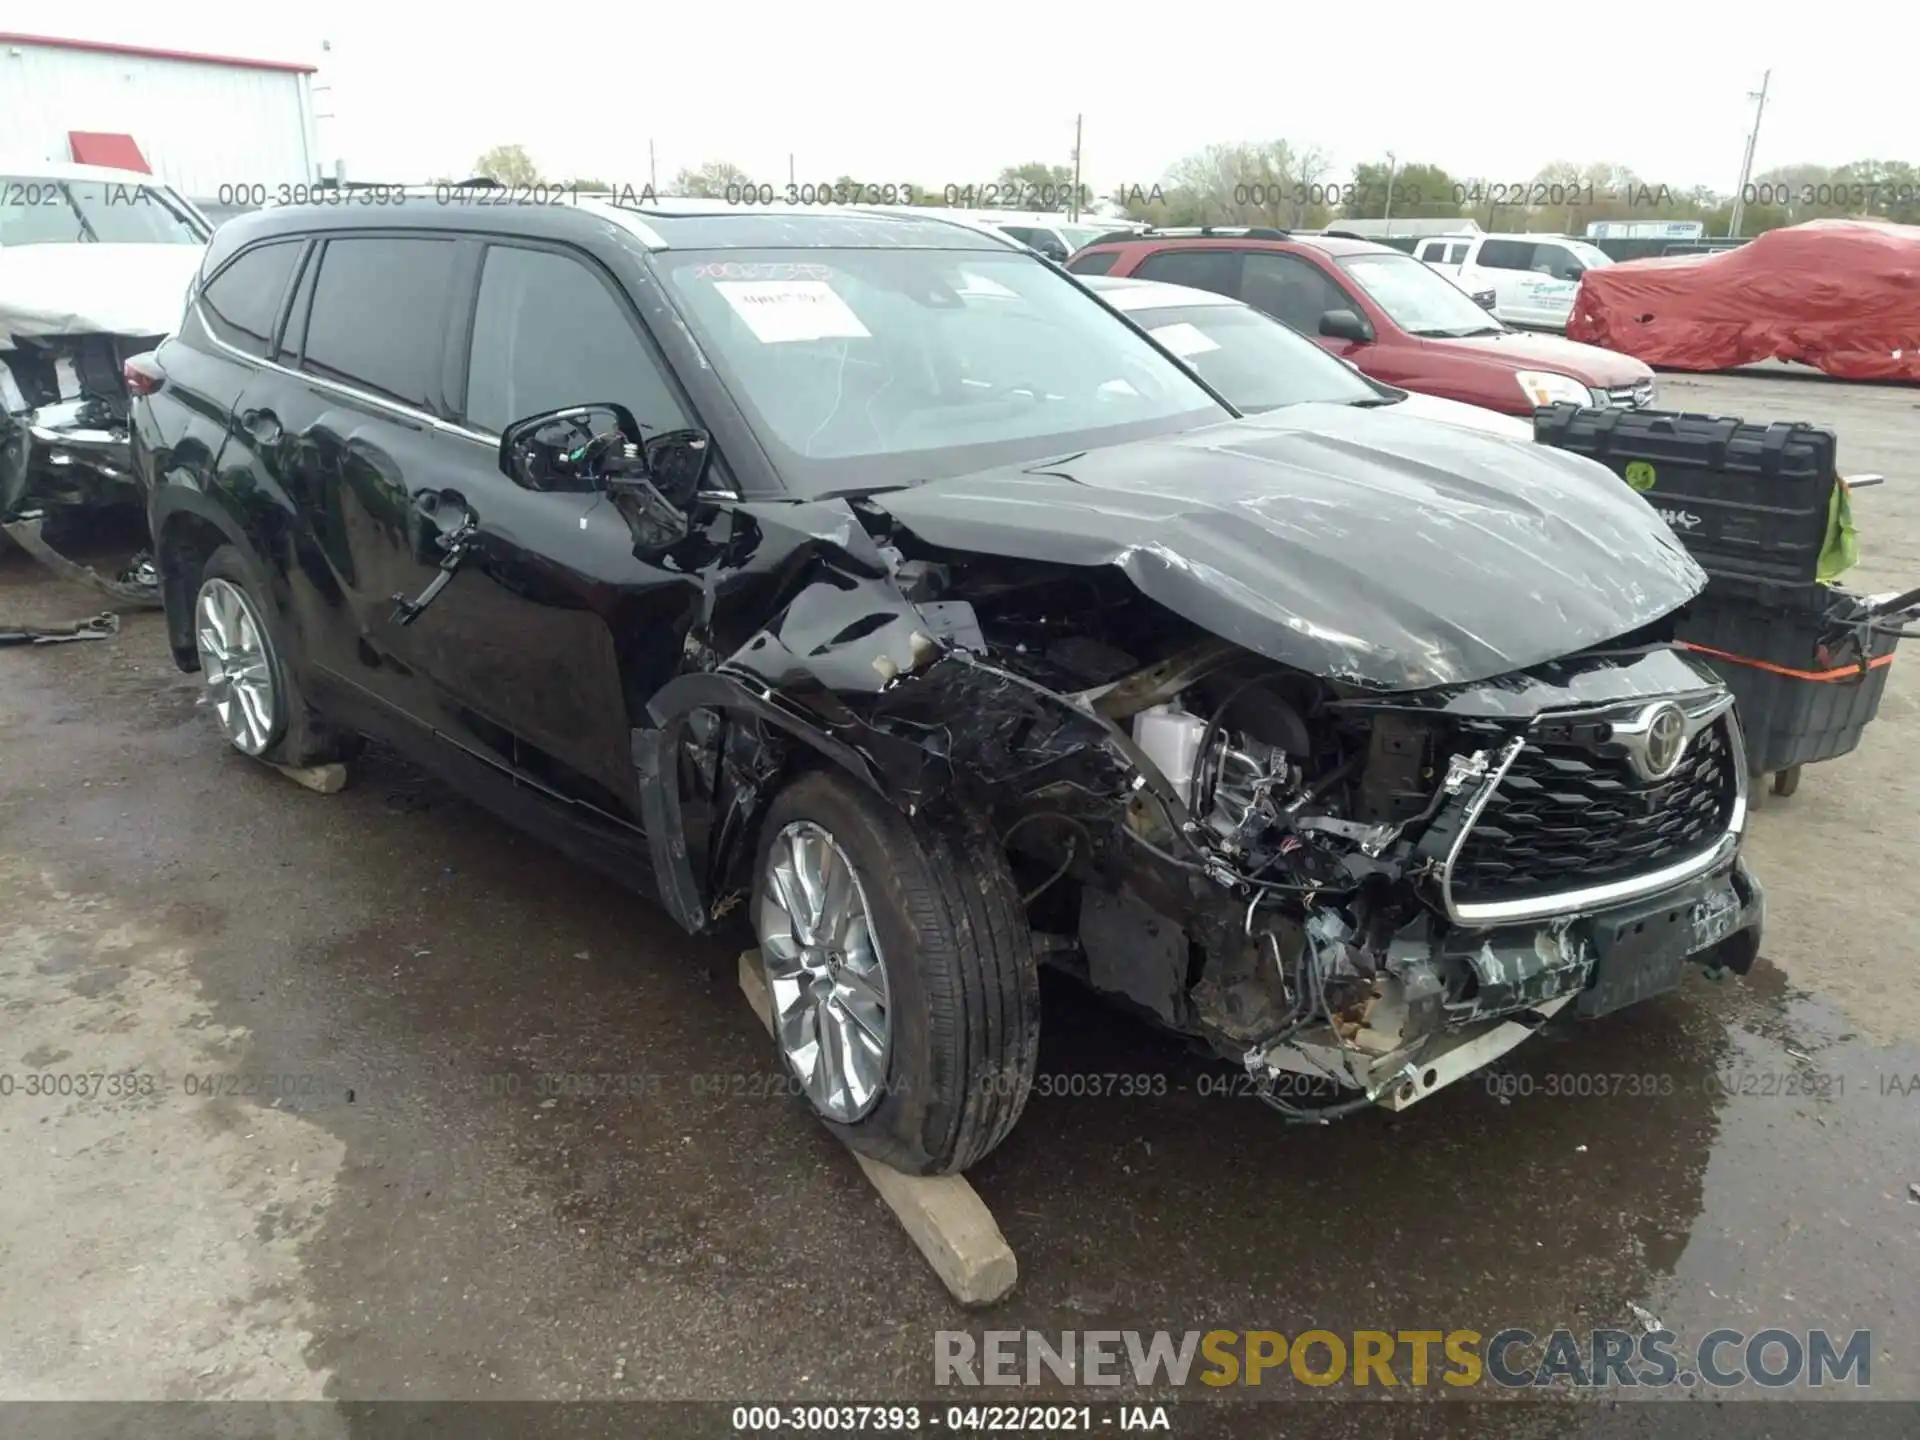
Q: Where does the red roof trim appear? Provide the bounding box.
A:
[0,32,316,74]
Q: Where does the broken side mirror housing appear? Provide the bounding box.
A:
[610,428,714,558]
[497,406,712,558]
[498,403,644,493]
[1319,308,1373,343]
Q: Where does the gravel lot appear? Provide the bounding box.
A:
[2,371,1917,1435]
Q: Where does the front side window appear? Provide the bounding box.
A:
[1238,252,1356,333]
[199,241,301,358]
[1337,252,1506,338]
[464,245,688,436]
[1474,239,1536,270]
[1137,303,1379,413]
[659,247,1227,494]
[301,237,456,409]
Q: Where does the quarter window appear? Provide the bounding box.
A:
[463,244,688,437]
[301,237,456,409]
[199,241,301,358]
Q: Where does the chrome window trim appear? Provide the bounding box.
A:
[196,301,743,498]
[197,302,476,439]
[1439,691,1749,928]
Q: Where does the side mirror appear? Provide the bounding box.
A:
[1473,289,1498,311]
[1564,265,1586,282]
[1318,308,1373,344]
[499,403,643,493]
[498,405,713,558]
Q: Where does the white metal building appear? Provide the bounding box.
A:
[0,32,320,197]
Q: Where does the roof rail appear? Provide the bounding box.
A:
[1083,223,1294,248]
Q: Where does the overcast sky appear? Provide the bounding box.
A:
[40,3,1901,196]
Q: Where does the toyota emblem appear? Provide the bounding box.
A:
[1642,703,1687,779]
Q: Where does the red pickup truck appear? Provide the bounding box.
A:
[1067,228,1657,418]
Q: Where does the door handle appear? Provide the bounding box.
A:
[408,489,477,550]
[241,408,282,445]
[391,491,480,626]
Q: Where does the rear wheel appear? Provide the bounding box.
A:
[192,546,337,767]
[752,770,1040,1175]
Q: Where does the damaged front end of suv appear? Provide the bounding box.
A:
[641,408,1763,1122]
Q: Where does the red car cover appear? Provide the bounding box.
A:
[1567,219,1920,381]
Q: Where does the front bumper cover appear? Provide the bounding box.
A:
[1250,853,1764,1112]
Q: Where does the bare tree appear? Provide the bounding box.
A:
[1160,141,1336,228]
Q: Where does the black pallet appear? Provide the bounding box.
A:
[1674,583,1898,788]
[1533,404,1837,586]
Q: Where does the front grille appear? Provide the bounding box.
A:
[1604,380,1656,409]
[1448,715,1736,907]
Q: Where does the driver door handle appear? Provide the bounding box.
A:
[240,408,281,445]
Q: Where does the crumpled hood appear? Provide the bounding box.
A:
[0,243,204,350]
[875,404,1707,692]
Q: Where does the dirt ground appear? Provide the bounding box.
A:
[2,371,1917,1435]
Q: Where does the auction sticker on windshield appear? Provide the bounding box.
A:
[1150,322,1222,358]
[714,280,871,343]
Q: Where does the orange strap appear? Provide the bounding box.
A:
[1677,639,1895,682]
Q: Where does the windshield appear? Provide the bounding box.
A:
[1058,224,1111,250]
[660,248,1230,494]
[1135,303,1380,412]
[1337,252,1505,338]
[0,176,208,246]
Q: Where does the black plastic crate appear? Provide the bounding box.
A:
[1533,404,1836,586]
[1674,582,1898,778]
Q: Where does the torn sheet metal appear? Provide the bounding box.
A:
[0,516,163,609]
[875,402,1706,693]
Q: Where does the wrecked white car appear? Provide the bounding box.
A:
[1,162,209,595]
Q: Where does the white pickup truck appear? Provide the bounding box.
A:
[1413,233,1613,331]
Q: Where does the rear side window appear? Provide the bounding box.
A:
[1134,249,1241,297]
[1068,250,1120,276]
[1475,239,1536,270]
[301,237,455,409]
[199,241,301,358]
[463,244,688,436]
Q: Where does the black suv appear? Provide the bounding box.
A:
[134,199,1762,1174]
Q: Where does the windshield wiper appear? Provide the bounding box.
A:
[1344,396,1401,407]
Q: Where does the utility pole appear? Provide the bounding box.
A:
[1727,69,1772,239]
[1070,114,1083,221]
[648,139,656,191]
[1382,152,1398,226]
[789,153,796,187]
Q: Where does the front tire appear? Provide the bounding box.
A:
[752,770,1040,1175]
